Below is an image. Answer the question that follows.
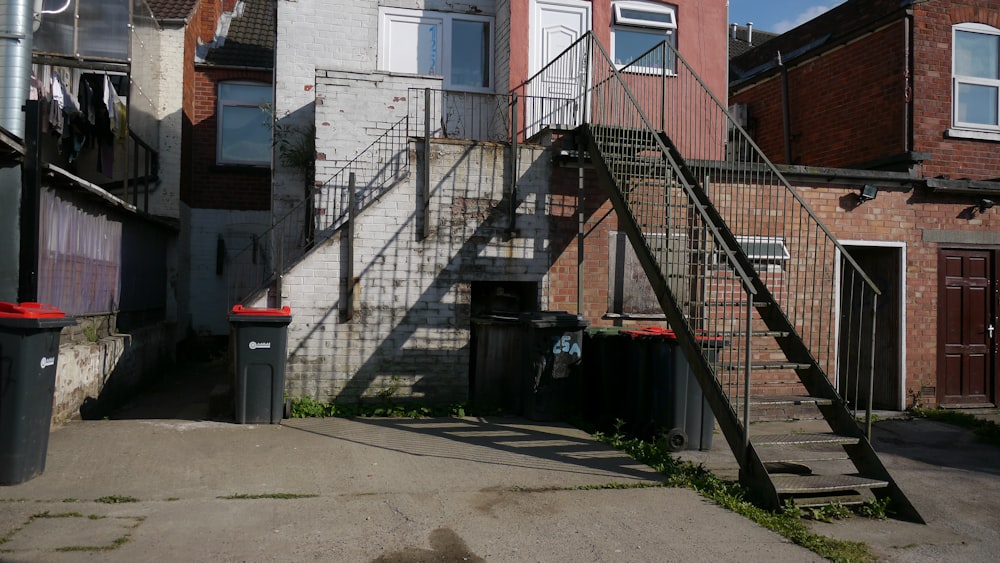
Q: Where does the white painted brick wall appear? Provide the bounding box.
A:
[150,27,184,219]
[277,0,501,211]
[274,138,551,403]
[188,208,271,335]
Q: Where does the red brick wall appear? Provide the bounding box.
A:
[179,0,272,210]
[731,22,908,167]
[912,0,1000,180]
[547,141,999,407]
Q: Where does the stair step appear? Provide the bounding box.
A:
[717,361,812,371]
[790,493,872,508]
[746,395,833,407]
[704,300,772,308]
[754,433,858,447]
[756,445,852,463]
[771,474,889,495]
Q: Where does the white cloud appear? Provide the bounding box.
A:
[771,3,843,34]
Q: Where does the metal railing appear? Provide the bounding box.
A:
[625,39,880,427]
[515,32,879,437]
[227,116,410,306]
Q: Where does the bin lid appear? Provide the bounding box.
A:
[0,302,67,319]
[520,311,589,328]
[622,326,676,340]
[231,305,291,317]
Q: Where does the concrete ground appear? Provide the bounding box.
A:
[676,415,1000,562]
[3,360,998,562]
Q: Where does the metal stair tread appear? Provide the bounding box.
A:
[754,433,858,446]
[770,474,889,494]
[716,361,812,371]
[742,395,834,406]
[755,443,852,463]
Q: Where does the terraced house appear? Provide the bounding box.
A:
[205,0,960,516]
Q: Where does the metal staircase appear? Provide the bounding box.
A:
[520,33,922,521]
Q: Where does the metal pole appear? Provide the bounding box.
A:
[342,172,356,322]
[866,293,878,439]
[743,291,753,449]
[508,94,519,238]
[421,88,431,240]
[577,140,585,316]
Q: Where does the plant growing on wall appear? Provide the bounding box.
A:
[262,103,316,185]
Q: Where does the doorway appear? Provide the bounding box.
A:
[838,243,905,410]
[938,248,997,407]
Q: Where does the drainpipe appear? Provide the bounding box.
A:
[1,1,36,302]
[777,51,792,164]
[903,13,913,155]
[0,0,34,138]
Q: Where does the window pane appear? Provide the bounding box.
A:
[958,83,999,125]
[619,8,674,26]
[451,20,490,88]
[956,30,999,80]
[221,106,271,163]
[387,17,442,75]
[219,83,271,104]
[614,28,669,68]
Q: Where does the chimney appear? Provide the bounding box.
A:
[731,23,738,39]
[746,22,754,45]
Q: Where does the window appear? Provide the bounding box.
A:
[715,236,790,272]
[379,8,494,92]
[217,82,272,165]
[611,1,677,74]
[953,23,1000,133]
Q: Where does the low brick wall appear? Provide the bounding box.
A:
[52,323,176,426]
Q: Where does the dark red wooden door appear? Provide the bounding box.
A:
[938,249,995,406]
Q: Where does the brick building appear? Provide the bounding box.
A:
[730,0,1000,409]
[150,0,276,335]
[248,0,730,403]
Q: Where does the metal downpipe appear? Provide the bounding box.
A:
[0,0,34,138]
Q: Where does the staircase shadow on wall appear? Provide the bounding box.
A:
[287,139,608,408]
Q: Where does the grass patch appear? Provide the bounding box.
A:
[164,497,180,502]
[595,429,877,563]
[95,495,139,504]
[61,498,78,503]
[910,408,1000,447]
[218,493,319,500]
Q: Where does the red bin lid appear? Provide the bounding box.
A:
[231,305,291,316]
[622,326,676,339]
[0,302,67,319]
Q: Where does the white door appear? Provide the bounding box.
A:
[526,0,592,136]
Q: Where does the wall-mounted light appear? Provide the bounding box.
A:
[858,184,878,203]
[979,198,995,213]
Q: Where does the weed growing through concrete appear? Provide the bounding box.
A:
[288,397,507,419]
[0,512,144,554]
[858,497,891,520]
[911,408,1000,446]
[95,495,139,504]
[595,429,877,563]
[218,493,319,500]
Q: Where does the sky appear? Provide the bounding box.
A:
[729,0,847,34]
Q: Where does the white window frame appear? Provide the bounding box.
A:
[378,7,494,93]
[714,235,790,272]
[951,22,1000,134]
[611,1,677,75]
[216,81,272,166]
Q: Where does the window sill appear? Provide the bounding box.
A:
[211,163,271,174]
[614,66,677,77]
[946,128,1000,142]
